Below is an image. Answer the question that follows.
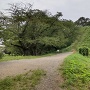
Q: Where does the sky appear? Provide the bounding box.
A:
[0,0,90,21]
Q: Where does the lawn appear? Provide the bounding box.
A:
[60,53,90,90]
[0,53,56,62]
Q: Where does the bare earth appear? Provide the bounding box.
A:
[0,52,72,90]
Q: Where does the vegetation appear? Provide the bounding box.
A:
[1,3,90,90]
[79,47,89,56]
[0,52,4,59]
[75,17,90,26]
[60,53,90,90]
[0,52,56,62]
[0,69,46,90]
[0,46,4,59]
[70,26,90,51]
[0,3,79,56]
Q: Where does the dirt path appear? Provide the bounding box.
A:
[0,52,72,90]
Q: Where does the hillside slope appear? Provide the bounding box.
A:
[71,26,90,50]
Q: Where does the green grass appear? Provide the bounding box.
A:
[0,69,46,90]
[0,55,41,61]
[0,53,56,62]
[60,53,90,90]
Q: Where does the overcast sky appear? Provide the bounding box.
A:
[0,0,90,21]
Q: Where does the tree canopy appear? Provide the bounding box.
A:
[0,3,79,55]
[75,17,90,26]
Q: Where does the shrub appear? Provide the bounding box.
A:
[79,47,89,56]
[0,52,4,59]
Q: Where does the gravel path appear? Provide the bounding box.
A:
[0,52,72,90]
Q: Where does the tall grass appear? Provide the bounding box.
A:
[60,53,90,90]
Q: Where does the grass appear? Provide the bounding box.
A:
[0,53,57,62]
[60,53,90,90]
[0,69,46,90]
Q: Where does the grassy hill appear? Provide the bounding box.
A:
[69,26,90,50]
[60,53,90,90]
[60,27,90,89]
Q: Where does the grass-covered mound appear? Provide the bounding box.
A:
[60,53,90,90]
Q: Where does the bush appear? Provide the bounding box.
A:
[79,47,89,56]
[0,52,4,59]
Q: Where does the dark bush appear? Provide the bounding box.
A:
[79,47,89,56]
[0,52,4,59]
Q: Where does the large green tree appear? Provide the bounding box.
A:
[1,3,78,55]
[2,4,66,55]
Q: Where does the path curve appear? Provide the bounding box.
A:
[0,52,72,90]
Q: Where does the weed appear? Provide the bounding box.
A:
[60,53,90,90]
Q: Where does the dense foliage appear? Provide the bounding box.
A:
[75,17,90,26]
[0,3,78,55]
[0,52,3,59]
[60,53,90,90]
[71,26,90,52]
[79,47,89,56]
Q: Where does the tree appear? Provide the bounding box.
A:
[64,20,78,43]
[2,3,67,55]
[75,17,90,26]
[1,3,79,56]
